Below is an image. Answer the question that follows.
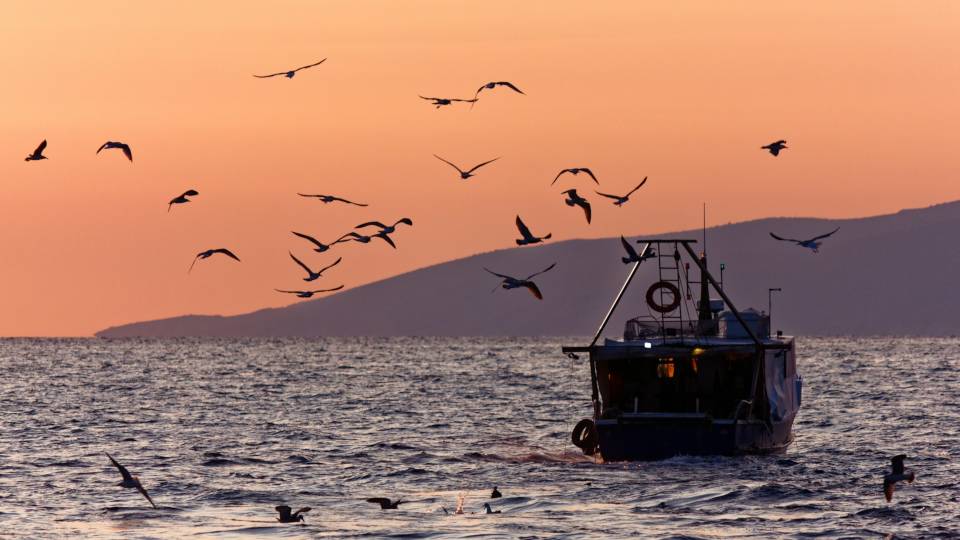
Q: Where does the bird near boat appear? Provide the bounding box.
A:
[297,193,368,207]
[484,262,557,300]
[168,189,199,212]
[275,286,344,298]
[515,215,551,246]
[24,140,48,161]
[595,177,648,206]
[561,189,592,224]
[275,505,311,523]
[433,155,500,180]
[419,95,478,108]
[483,503,501,514]
[253,58,326,79]
[96,141,133,162]
[761,140,787,156]
[291,231,354,253]
[619,236,656,264]
[105,453,156,509]
[289,252,341,281]
[883,454,915,502]
[188,248,241,273]
[490,487,502,499]
[366,497,405,509]
[769,227,839,253]
[473,81,525,101]
[552,167,598,186]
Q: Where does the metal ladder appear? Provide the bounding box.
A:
[655,241,687,341]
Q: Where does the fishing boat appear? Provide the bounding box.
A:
[562,239,802,461]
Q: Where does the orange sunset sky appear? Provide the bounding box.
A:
[1,2,958,336]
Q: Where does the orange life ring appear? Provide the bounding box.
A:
[646,281,681,313]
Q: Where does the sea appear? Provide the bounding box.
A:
[0,337,957,539]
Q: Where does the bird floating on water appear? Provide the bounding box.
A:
[25,140,48,161]
[275,505,311,523]
[515,215,551,246]
[367,497,405,509]
[490,487,502,499]
[105,453,156,509]
[595,177,647,206]
[168,189,199,212]
[254,58,326,79]
[769,227,839,253]
[291,231,354,253]
[484,262,557,300]
[289,252,341,281]
[761,140,788,156]
[620,236,656,264]
[433,155,500,180]
[483,503,501,514]
[297,193,368,207]
[883,454,915,502]
[189,248,241,273]
[473,81,525,103]
[275,286,344,298]
[552,168,598,186]
[419,95,478,109]
[561,189,592,224]
[97,141,133,162]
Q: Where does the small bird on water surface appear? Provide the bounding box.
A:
[595,177,648,207]
[483,503,501,514]
[188,248,241,273]
[289,252,341,282]
[96,141,133,162]
[275,505,311,523]
[419,95,478,109]
[433,154,500,180]
[561,189,592,224]
[105,453,156,509]
[275,286,344,298]
[297,193,368,207]
[490,486,502,499]
[761,140,788,156]
[253,58,326,79]
[366,497,405,509]
[484,262,557,300]
[769,227,839,253]
[552,167,599,186]
[168,189,199,212]
[24,140,48,161]
[883,454,916,502]
[514,215,551,246]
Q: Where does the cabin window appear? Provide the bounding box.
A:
[656,358,675,378]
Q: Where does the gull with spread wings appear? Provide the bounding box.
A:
[595,177,647,206]
[619,236,656,264]
[355,218,413,249]
[761,140,788,156]
[275,505,312,523]
[275,286,344,298]
[97,141,133,162]
[189,248,241,273]
[25,140,48,161]
[289,252,341,282]
[561,189,591,224]
[433,155,500,180]
[473,81,525,103]
[168,189,198,212]
[297,193,368,207]
[105,453,157,509]
[254,58,326,79]
[515,215,551,246]
[552,167,598,186]
[769,227,839,253]
[292,231,355,253]
[484,263,557,300]
[419,95,478,108]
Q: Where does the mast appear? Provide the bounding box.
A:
[698,203,711,322]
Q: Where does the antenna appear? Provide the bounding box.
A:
[702,203,707,256]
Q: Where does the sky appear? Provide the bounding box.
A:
[1,1,958,336]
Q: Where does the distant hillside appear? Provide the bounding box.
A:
[97,201,960,337]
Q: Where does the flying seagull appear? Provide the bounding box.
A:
[515,215,551,246]
[168,189,199,212]
[25,140,48,161]
[275,286,344,298]
[552,168,598,186]
[484,263,557,300]
[490,487,502,499]
[292,231,354,253]
[561,189,592,224]
[355,218,413,248]
[620,236,656,264]
[769,227,839,253]
[595,177,647,206]
[289,252,341,281]
[473,81,525,101]
[433,155,500,180]
[254,58,326,79]
[883,454,915,502]
[337,230,399,248]
[275,505,311,523]
[189,248,241,273]
[105,453,157,509]
[483,503,501,514]
[297,193,368,207]
[366,497,405,509]
[761,140,787,156]
[97,141,133,162]
[419,95,478,108]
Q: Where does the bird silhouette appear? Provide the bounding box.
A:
[473,81,525,102]
[355,218,413,249]
[275,505,311,523]
[105,453,156,509]
[552,168,598,185]
[25,140,48,161]
[433,155,500,180]
[97,141,133,162]
[289,252,341,281]
[297,193,368,206]
[366,497,405,509]
[561,189,592,224]
[769,227,839,253]
[254,58,326,79]
[484,263,557,300]
[761,140,787,156]
[595,177,647,206]
[490,487,502,499]
[292,231,355,253]
[883,454,915,502]
[515,215,551,246]
[275,286,344,298]
[168,189,199,212]
[619,236,656,264]
[189,248,241,273]
[483,503,501,514]
[419,95,478,108]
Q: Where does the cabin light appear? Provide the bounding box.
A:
[643,342,652,349]
[692,347,706,356]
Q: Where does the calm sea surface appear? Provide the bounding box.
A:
[0,337,957,539]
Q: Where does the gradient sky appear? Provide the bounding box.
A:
[1,1,958,336]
